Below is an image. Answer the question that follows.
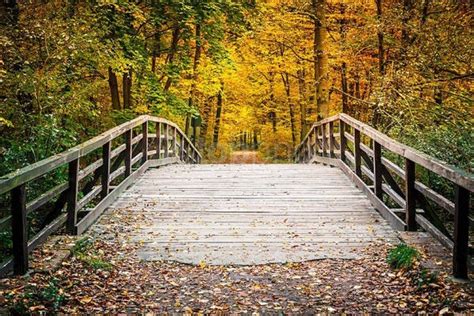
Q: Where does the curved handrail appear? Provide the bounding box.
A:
[0,115,201,195]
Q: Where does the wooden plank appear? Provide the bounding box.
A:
[76,186,101,211]
[405,159,416,231]
[453,185,470,279]
[340,113,473,191]
[164,124,169,158]
[11,184,28,275]
[309,155,340,167]
[66,159,79,234]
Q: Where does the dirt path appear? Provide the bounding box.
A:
[229,150,264,163]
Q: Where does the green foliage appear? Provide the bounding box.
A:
[8,278,65,314]
[387,244,420,270]
[72,237,112,271]
[414,268,438,290]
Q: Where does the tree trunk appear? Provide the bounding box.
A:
[212,84,223,148]
[341,62,348,113]
[297,67,307,141]
[163,26,181,92]
[108,67,121,110]
[376,0,385,74]
[312,0,329,119]
[186,23,202,138]
[199,97,213,150]
[122,69,132,109]
[281,72,297,148]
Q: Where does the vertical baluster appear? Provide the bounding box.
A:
[321,124,327,157]
[142,121,148,164]
[11,184,28,275]
[180,133,185,161]
[313,126,319,156]
[125,129,132,177]
[306,134,311,162]
[453,185,469,279]
[172,127,177,158]
[373,141,382,198]
[354,129,361,177]
[156,122,161,159]
[405,158,416,231]
[339,120,346,162]
[329,121,334,158]
[67,158,79,234]
[101,141,111,199]
[164,124,169,157]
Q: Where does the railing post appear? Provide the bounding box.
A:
[354,129,361,177]
[321,124,327,157]
[339,120,346,162]
[101,141,111,199]
[164,124,169,157]
[373,141,382,199]
[66,158,79,234]
[329,121,334,158]
[180,134,185,161]
[156,122,161,159]
[11,184,28,275]
[313,127,319,156]
[306,134,312,162]
[453,185,469,280]
[142,121,148,164]
[125,129,132,177]
[405,158,416,231]
[172,127,177,158]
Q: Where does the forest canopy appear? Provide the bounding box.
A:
[0,0,472,172]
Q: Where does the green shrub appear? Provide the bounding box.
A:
[387,244,420,270]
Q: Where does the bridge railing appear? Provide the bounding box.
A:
[0,115,201,276]
[295,113,473,280]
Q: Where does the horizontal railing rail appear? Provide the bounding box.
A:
[0,115,201,277]
[295,113,473,280]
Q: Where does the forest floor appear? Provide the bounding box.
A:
[228,150,264,164]
[0,236,472,314]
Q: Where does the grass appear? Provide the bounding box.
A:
[71,237,113,271]
[386,243,420,270]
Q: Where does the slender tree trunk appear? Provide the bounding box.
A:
[281,73,297,147]
[108,67,121,110]
[312,0,329,119]
[297,67,307,141]
[122,69,132,109]
[186,23,202,139]
[376,0,385,74]
[268,72,277,133]
[212,84,223,148]
[163,26,181,92]
[151,32,160,73]
[341,62,348,113]
[199,97,213,150]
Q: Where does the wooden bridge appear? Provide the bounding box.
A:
[0,114,472,279]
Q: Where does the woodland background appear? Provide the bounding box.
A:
[1,0,472,170]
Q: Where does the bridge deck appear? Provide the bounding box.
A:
[91,164,399,265]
